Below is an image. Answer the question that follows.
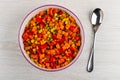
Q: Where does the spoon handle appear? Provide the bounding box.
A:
[87,47,94,72]
[87,34,95,72]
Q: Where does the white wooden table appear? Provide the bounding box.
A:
[0,0,120,80]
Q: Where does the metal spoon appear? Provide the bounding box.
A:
[87,8,103,72]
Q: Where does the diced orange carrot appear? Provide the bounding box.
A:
[76,40,81,46]
[41,64,46,68]
[54,8,59,13]
[57,34,62,39]
[71,33,76,37]
[63,56,67,60]
[73,27,79,33]
[50,49,56,55]
[56,43,60,49]
[31,43,36,48]
[39,11,45,16]
[58,58,65,64]
[32,26,37,32]
[48,8,53,16]
[60,25,64,30]
[59,21,64,30]
[62,13,66,18]
[46,63,50,67]
[47,66,51,69]
[69,16,75,22]
[64,42,70,49]
[65,37,68,41]
[40,54,45,59]
[56,65,60,68]
[50,45,53,49]
[58,30,62,34]
[30,54,38,60]
[36,38,41,41]
[64,32,68,37]
[25,46,30,50]
[47,16,51,22]
[49,21,54,26]
[69,40,73,45]
[64,61,69,66]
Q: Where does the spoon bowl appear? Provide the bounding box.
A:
[91,8,104,32]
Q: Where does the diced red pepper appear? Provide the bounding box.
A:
[46,54,51,59]
[36,17,42,23]
[44,59,50,63]
[58,48,64,53]
[27,31,34,35]
[48,8,53,16]
[66,53,73,58]
[37,49,41,54]
[75,36,80,41]
[39,44,48,49]
[50,41,57,48]
[59,11,63,15]
[77,28,80,33]
[50,56,56,62]
[52,34,57,39]
[38,33,43,38]
[23,41,29,46]
[37,49,41,59]
[22,32,29,41]
[50,62,56,68]
[68,48,72,53]
[30,49,33,54]
[69,47,75,52]
[28,31,34,39]
[24,27,29,32]
[31,43,36,48]
[69,26,75,32]
[40,22,45,28]
[42,15,47,23]
[58,39,65,44]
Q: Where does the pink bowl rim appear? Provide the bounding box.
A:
[18,4,85,72]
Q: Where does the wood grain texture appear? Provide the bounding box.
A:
[0,0,120,80]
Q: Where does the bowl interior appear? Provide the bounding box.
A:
[18,5,84,71]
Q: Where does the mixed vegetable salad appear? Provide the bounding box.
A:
[22,8,81,69]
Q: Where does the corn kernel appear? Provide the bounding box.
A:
[26,51,30,55]
[36,46,38,50]
[65,20,69,24]
[66,58,70,61]
[39,29,42,33]
[41,39,46,45]
[47,31,50,35]
[62,18,68,22]
[54,13,58,17]
[31,39,34,43]
[35,41,38,44]
[35,35,37,38]
[55,17,58,20]
[51,27,56,32]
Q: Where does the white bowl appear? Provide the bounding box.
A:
[18,4,85,72]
